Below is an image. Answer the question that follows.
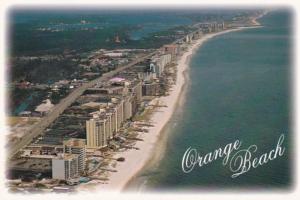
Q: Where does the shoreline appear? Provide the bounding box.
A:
[124,13,268,192]
[76,27,258,193]
[251,10,269,26]
[123,26,261,192]
[124,11,275,192]
[75,9,267,191]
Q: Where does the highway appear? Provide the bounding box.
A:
[8,29,202,160]
[7,51,157,159]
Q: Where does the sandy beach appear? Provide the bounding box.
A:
[76,26,261,193]
[251,11,268,26]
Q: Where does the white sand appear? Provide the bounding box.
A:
[77,27,257,193]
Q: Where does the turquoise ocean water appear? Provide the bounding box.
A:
[128,10,292,192]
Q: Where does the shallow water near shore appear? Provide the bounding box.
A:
[126,10,292,192]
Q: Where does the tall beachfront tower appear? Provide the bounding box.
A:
[86,118,108,148]
[52,153,79,180]
[63,138,86,173]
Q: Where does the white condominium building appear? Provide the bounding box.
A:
[63,138,86,172]
[52,153,79,180]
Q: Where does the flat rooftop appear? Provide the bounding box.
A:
[63,138,86,147]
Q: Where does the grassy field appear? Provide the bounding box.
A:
[6,116,40,126]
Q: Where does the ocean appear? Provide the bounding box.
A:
[128,10,292,192]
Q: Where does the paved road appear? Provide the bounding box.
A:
[8,29,202,159]
[8,52,157,159]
